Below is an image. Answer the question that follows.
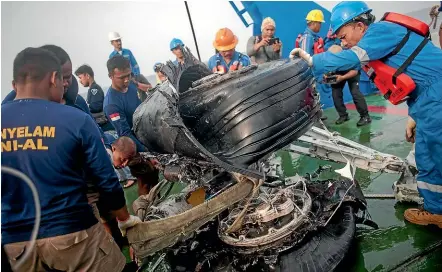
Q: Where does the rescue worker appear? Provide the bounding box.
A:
[75,64,114,131]
[291,1,442,227]
[104,131,137,189]
[170,38,185,65]
[110,136,159,196]
[108,31,141,76]
[104,54,147,153]
[247,17,282,64]
[154,62,167,83]
[326,45,371,126]
[296,9,328,121]
[296,9,325,56]
[1,47,140,271]
[208,28,251,74]
[2,45,85,110]
[1,45,108,143]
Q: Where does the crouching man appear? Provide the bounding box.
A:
[1,47,140,271]
[110,136,159,196]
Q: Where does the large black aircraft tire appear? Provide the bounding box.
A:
[178,59,321,167]
[278,205,356,272]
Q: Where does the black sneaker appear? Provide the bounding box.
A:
[357,115,372,127]
[320,116,328,121]
[335,115,350,125]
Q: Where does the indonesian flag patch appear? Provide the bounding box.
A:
[109,113,120,121]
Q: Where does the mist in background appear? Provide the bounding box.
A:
[1,1,439,99]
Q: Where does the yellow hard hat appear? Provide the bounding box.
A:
[306,9,325,23]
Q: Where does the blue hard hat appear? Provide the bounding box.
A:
[170,38,184,50]
[330,1,372,34]
[153,62,163,72]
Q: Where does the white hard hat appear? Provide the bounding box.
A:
[108,31,122,42]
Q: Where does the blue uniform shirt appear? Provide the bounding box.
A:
[109,48,141,76]
[2,90,110,148]
[87,82,105,113]
[207,51,251,72]
[1,99,125,244]
[299,27,322,56]
[104,83,146,152]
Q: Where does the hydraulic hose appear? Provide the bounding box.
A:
[1,166,41,269]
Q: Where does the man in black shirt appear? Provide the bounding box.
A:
[75,64,113,131]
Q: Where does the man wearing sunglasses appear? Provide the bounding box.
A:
[104,55,146,153]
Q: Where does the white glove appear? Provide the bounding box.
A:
[118,215,142,236]
[289,48,313,67]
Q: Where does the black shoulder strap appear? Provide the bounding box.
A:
[380,30,411,61]
[392,37,429,84]
[379,19,430,84]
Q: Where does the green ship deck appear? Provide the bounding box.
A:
[123,94,442,272]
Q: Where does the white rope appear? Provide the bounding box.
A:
[1,166,41,269]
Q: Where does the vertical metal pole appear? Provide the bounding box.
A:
[184,1,201,61]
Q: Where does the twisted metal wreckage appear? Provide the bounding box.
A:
[127,48,419,271]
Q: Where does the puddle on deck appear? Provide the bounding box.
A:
[123,95,442,272]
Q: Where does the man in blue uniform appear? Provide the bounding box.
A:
[293,1,442,227]
[208,28,251,74]
[75,64,114,131]
[170,38,185,66]
[3,45,82,107]
[104,55,146,152]
[1,47,140,271]
[2,45,110,149]
[296,9,325,55]
[108,31,140,76]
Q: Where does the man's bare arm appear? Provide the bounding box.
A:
[340,70,358,81]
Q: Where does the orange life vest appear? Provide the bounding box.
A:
[362,12,430,105]
[295,34,325,54]
[212,53,244,74]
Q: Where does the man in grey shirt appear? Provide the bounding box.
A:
[247,17,282,64]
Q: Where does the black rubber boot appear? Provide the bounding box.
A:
[335,115,350,125]
[357,115,372,127]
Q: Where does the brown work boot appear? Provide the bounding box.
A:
[404,208,442,228]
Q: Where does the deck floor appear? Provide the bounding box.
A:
[123,94,442,272]
[280,95,442,272]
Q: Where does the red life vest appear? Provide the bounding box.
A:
[362,12,430,105]
[295,34,325,54]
